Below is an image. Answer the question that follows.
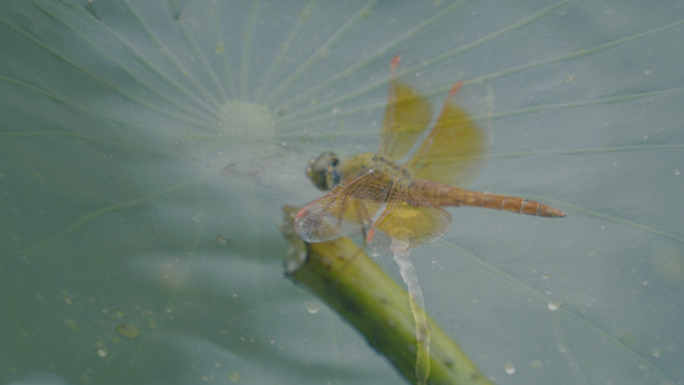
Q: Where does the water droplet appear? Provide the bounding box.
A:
[652,347,662,358]
[644,69,653,75]
[675,169,681,176]
[217,234,231,245]
[97,348,108,358]
[62,290,74,305]
[215,43,225,54]
[306,303,319,314]
[542,273,551,280]
[504,362,516,374]
[332,107,340,114]
[565,73,577,83]
[300,133,314,144]
[547,300,561,311]
[530,359,543,369]
[229,371,240,382]
[116,323,140,339]
[616,330,638,348]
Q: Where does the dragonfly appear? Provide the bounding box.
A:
[294,55,565,385]
[295,55,565,255]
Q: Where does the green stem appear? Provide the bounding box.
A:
[281,206,494,385]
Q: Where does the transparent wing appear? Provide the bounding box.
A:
[367,183,452,252]
[295,168,390,243]
[406,82,488,187]
[380,55,433,160]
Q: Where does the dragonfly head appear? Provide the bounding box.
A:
[306,152,342,191]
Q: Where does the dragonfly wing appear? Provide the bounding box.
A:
[380,56,433,160]
[295,168,390,243]
[407,83,488,188]
[367,183,452,253]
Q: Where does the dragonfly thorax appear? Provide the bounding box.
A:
[345,153,414,187]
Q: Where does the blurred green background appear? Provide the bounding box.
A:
[1,1,682,384]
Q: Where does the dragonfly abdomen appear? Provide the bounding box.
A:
[411,179,566,218]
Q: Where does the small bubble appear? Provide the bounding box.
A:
[644,69,653,75]
[504,362,516,375]
[565,73,577,83]
[306,303,319,314]
[332,107,340,114]
[530,359,543,369]
[675,169,681,176]
[360,8,373,19]
[215,43,225,54]
[542,273,551,280]
[97,349,108,358]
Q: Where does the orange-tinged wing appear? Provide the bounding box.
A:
[295,168,390,243]
[380,55,432,160]
[406,82,488,187]
[367,183,452,253]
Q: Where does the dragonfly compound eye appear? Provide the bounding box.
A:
[306,152,341,191]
